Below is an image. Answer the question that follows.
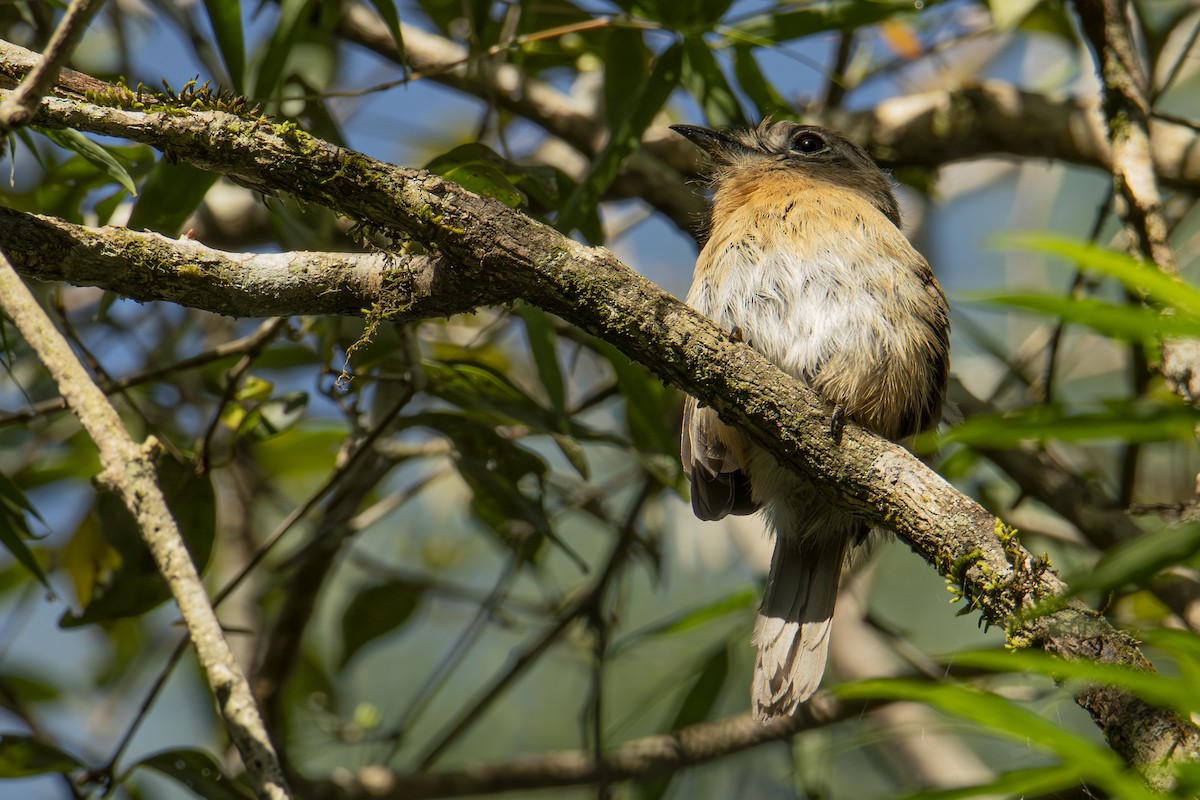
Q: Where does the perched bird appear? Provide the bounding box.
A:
[673,120,950,722]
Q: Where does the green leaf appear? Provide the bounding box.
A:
[39,127,137,196]
[201,0,246,90]
[604,26,649,130]
[1067,523,1200,596]
[670,644,729,729]
[994,232,1200,319]
[0,735,81,778]
[426,143,542,208]
[0,512,50,592]
[557,41,683,238]
[136,749,255,800]
[945,401,1200,448]
[407,411,558,562]
[731,45,791,118]
[340,580,423,667]
[721,1,936,46]
[424,360,616,445]
[442,163,525,208]
[616,587,755,650]
[948,648,1200,720]
[834,679,1157,800]
[251,0,312,100]
[595,341,678,459]
[127,161,218,236]
[889,765,1084,800]
[364,0,406,67]
[967,292,1200,341]
[515,305,566,415]
[988,0,1044,30]
[0,672,60,707]
[681,35,747,128]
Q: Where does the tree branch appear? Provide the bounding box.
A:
[1073,0,1200,405]
[0,0,104,133]
[0,252,292,800]
[324,698,871,799]
[0,207,500,318]
[3,55,1199,783]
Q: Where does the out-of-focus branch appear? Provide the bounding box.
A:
[1073,0,1200,405]
[3,50,1199,781]
[0,253,292,800]
[322,698,869,799]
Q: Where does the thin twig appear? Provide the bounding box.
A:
[0,0,105,134]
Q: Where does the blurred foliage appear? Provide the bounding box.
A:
[1,0,1200,799]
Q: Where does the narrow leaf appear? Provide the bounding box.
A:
[40,128,137,196]
[516,305,566,415]
[945,402,1200,447]
[0,513,50,592]
[201,0,246,90]
[0,735,81,777]
[137,749,255,800]
[365,0,407,67]
[340,580,423,667]
[127,161,219,236]
[995,232,1200,318]
[835,679,1156,800]
[731,45,791,118]
[1067,523,1200,596]
[681,35,747,128]
[557,42,683,237]
[968,292,1200,341]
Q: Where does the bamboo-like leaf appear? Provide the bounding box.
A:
[731,45,791,118]
[127,162,218,236]
[681,35,747,128]
[365,0,406,68]
[557,42,683,237]
[721,1,939,46]
[967,292,1200,341]
[995,232,1200,318]
[201,0,245,90]
[39,128,137,196]
[949,648,1199,719]
[835,679,1157,800]
[945,402,1200,447]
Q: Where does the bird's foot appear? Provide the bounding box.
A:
[729,325,746,344]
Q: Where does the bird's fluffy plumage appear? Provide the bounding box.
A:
[676,121,949,722]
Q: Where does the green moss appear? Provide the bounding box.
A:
[85,77,265,120]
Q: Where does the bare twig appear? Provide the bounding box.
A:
[1073,0,1200,406]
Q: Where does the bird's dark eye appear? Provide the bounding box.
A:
[792,132,826,154]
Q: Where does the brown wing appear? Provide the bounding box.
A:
[681,397,759,520]
[917,273,951,434]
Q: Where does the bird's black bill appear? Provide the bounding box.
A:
[670,124,755,161]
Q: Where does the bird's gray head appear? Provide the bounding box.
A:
[671,120,902,228]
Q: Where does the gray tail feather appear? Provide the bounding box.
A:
[751,540,847,722]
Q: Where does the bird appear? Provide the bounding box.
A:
[672,119,950,722]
